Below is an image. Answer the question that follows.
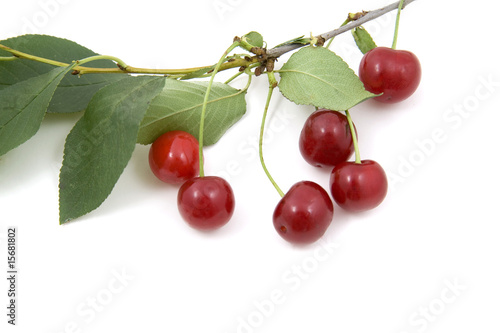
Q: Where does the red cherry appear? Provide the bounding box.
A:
[177,176,235,231]
[273,181,334,245]
[299,109,355,168]
[329,160,388,212]
[359,46,421,103]
[149,130,199,184]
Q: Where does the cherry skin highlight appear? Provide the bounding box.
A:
[149,130,199,184]
[177,176,235,231]
[273,181,334,245]
[329,160,388,212]
[299,109,355,168]
[359,47,421,103]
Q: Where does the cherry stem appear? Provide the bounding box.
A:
[392,0,405,49]
[74,54,128,69]
[325,16,356,49]
[345,110,361,164]
[0,56,18,61]
[224,63,259,85]
[198,41,240,177]
[259,72,285,198]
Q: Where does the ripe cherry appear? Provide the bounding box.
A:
[329,160,388,212]
[273,181,334,245]
[359,46,421,103]
[149,130,199,184]
[177,176,235,231]
[299,109,355,168]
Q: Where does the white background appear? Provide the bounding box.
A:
[1,0,499,332]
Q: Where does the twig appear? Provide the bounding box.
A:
[267,0,417,58]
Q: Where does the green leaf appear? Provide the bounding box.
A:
[278,46,376,110]
[242,31,264,48]
[352,26,377,54]
[137,79,247,146]
[0,65,73,156]
[0,34,126,113]
[273,35,307,48]
[58,76,165,224]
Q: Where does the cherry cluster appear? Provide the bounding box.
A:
[149,131,235,231]
[274,46,421,244]
[147,42,421,244]
[276,46,421,244]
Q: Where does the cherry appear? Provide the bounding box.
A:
[299,109,355,168]
[359,46,421,103]
[273,181,334,245]
[149,130,199,184]
[329,160,388,212]
[177,176,235,231]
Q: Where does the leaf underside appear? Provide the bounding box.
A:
[137,79,247,146]
[278,46,376,111]
[352,26,377,54]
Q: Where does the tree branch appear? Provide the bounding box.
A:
[0,0,417,77]
[267,0,417,58]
